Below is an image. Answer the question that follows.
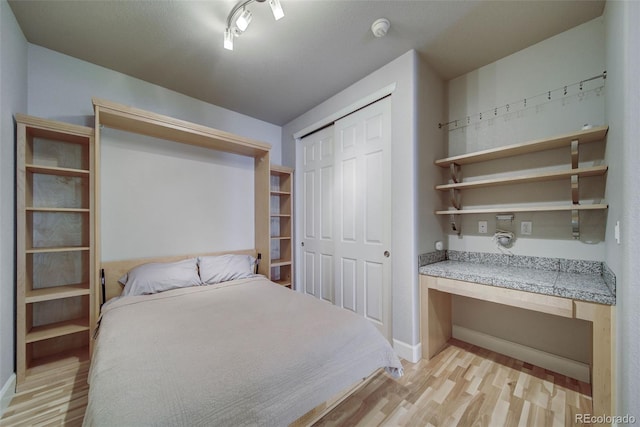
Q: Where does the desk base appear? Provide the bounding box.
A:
[420,275,614,422]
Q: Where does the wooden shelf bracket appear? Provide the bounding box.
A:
[449,163,461,183]
[571,139,579,169]
[572,209,580,239]
[571,138,580,238]
[449,189,461,210]
[571,175,579,204]
[449,213,461,235]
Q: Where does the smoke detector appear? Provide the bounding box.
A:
[371,18,390,38]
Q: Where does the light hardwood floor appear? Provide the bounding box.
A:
[1,360,89,427]
[313,339,592,426]
[1,339,592,426]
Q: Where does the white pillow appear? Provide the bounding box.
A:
[198,254,256,285]
[119,258,201,296]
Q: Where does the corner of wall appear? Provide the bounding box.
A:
[416,53,446,256]
[393,339,422,363]
[0,0,28,397]
[0,373,16,417]
[604,0,640,419]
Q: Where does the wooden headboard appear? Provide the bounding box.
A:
[100,249,258,304]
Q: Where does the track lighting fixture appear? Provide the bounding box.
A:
[224,0,285,51]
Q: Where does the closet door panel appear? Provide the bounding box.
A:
[300,127,335,302]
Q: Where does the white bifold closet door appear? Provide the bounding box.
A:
[299,97,392,340]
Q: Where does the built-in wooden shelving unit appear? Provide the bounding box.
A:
[270,165,294,289]
[435,126,609,238]
[15,114,95,391]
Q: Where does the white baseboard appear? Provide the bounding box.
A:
[453,325,590,383]
[0,373,16,417]
[393,339,422,363]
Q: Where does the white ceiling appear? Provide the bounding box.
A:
[9,0,605,126]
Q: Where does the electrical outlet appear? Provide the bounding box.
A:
[478,221,488,234]
[521,221,532,235]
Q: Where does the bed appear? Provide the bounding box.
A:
[83,251,403,426]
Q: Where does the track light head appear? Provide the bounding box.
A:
[269,0,284,20]
[236,9,252,32]
[224,28,234,50]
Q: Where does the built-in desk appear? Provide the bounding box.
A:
[419,258,615,421]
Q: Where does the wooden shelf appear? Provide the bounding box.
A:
[273,279,292,288]
[26,284,91,303]
[271,190,291,196]
[25,347,89,378]
[270,165,293,176]
[435,126,608,167]
[26,207,90,213]
[436,204,609,215]
[26,246,90,254]
[271,213,291,218]
[271,236,291,240]
[435,165,608,191]
[26,318,90,343]
[271,259,292,268]
[26,164,90,178]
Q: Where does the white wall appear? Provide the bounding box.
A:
[604,0,640,418]
[100,130,255,261]
[283,50,445,359]
[0,0,27,409]
[27,45,283,260]
[445,18,606,364]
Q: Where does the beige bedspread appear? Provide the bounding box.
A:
[83,276,402,426]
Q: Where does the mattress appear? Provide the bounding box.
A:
[83,276,402,426]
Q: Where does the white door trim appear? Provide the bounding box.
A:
[292,83,397,140]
